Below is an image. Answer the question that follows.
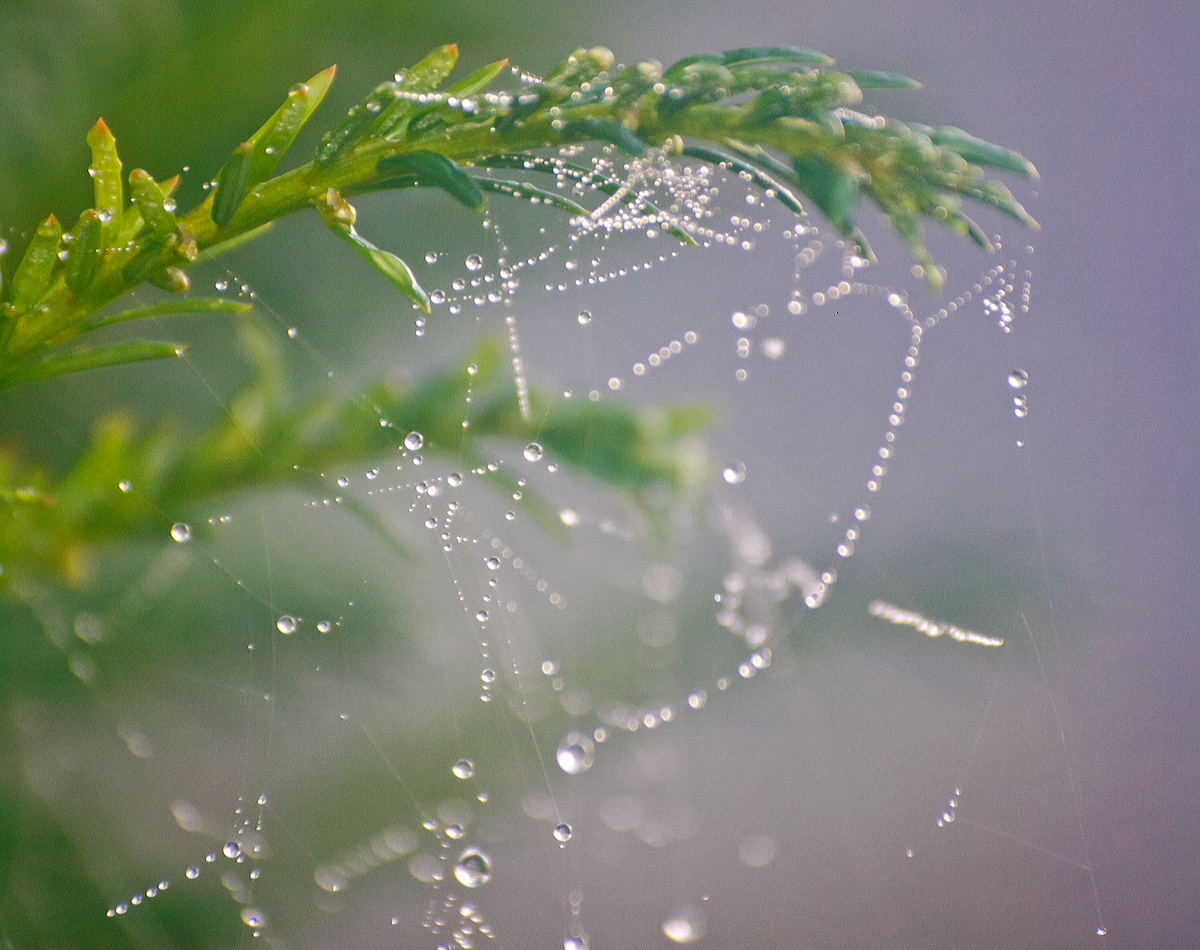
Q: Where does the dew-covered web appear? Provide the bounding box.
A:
[82,87,1108,949]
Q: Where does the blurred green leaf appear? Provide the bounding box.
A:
[0,340,181,389]
[473,177,590,216]
[85,118,123,249]
[376,150,485,210]
[127,169,179,237]
[792,152,861,233]
[80,297,251,334]
[7,214,61,313]
[63,209,103,296]
[211,142,254,228]
[846,70,922,89]
[721,45,834,67]
[245,65,337,186]
[445,57,509,95]
[314,189,430,312]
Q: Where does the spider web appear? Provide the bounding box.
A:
[41,143,1108,949]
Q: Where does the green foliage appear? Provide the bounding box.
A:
[0,43,1037,948]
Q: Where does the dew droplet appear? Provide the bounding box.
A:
[1007,369,1029,389]
[170,522,192,543]
[662,906,705,943]
[485,557,500,570]
[556,731,594,775]
[425,251,438,264]
[453,758,475,779]
[476,610,489,622]
[317,620,332,633]
[223,842,241,859]
[241,908,265,927]
[564,937,589,950]
[276,615,297,634]
[480,669,496,683]
[465,254,483,272]
[523,442,543,462]
[448,472,463,487]
[722,462,746,485]
[553,823,573,843]
[453,847,491,887]
[404,431,424,451]
[185,867,199,879]
[577,310,592,325]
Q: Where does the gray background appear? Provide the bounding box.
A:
[1,1,1196,948]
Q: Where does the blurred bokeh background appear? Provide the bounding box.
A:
[1,1,1196,948]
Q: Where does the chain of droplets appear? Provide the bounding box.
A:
[106,796,269,932]
[530,232,1038,779]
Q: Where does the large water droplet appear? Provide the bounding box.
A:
[523,442,544,462]
[448,472,463,487]
[223,842,241,859]
[722,462,746,485]
[553,823,573,843]
[1007,369,1029,389]
[577,310,592,325]
[465,254,483,272]
[564,937,589,950]
[662,906,706,944]
[453,758,475,779]
[240,907,265,927]
[453,847,491,887]
[404,431,424,451]
[556,731,594,775]
[485,557,500,570]
[480,669,496,683]
[276,615,297,634]
[170,522,191,543]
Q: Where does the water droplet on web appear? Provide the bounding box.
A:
[425,251,438,264]
[170,523,191,543]
[185,867,199,879]
[336,476,349,487]
[453,847,491,887]
[480,669,496,683]
[556,731,594,775]
[223,842,241,859]
[486,557,500,570]
[448,473,463,487]
[476,610,489,622]
[404,431,425,451]
[553,822,573,843]
[1013,395,1029,418]
[453,758,475,779]
[240,907,265,927]
[564,937,589,950]
[662,906,705,943]
[577,310,592,325]
[118,479,131,492]
[446,824,465,840]
[722,462,746,485]
[523,442,544,462]
[1007,369,1029,389]
[465,254,483,272]
[276,615,296,634]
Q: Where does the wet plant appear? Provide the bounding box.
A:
[0,43,1037,947]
